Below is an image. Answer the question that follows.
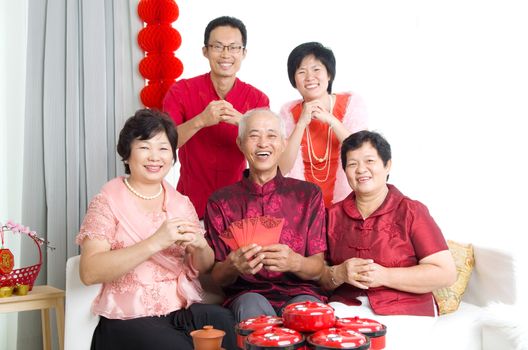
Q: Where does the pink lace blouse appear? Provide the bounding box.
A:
[76,177,203,320]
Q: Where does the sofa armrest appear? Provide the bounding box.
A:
[65,255,101,350]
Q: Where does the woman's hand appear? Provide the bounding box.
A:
[178,224,208,251]
[152,218,205,251]
[334,258,376,289]
[299,100,317,127]
[355,262,387,288]
[301,100,335,126]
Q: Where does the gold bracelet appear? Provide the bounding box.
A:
[329,266,340,287]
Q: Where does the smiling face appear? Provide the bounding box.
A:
[127,132,173,185]
[203,25,246,80]
[294,55,331,102]
[237,111,286,185]
[344,142,391,197]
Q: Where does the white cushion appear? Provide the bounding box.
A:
[463,246,516,306]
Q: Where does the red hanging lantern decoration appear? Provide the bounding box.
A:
[139,80,175,110]
[138,0,179,24]
[137,0,183,109]
[138,24,182,52]
[139,53,183,80]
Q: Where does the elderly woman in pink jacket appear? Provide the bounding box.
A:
[76,109,236,350]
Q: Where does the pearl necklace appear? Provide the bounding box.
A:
[124,177,163,200]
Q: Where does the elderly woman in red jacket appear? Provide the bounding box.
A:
[320,130,457,348]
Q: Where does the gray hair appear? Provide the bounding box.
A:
[238,108,287,139]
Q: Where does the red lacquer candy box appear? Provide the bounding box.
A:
[236,315,283,349]
[307,327,370,350]
[282,301,335,333]
[335,317,387,350]
[245,326,306,349]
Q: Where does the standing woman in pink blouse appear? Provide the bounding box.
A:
[279,42,368,207]
[76,109,236,350]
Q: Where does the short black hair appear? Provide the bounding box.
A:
[204,16,247,47]
[287,42,336,94]
[341,130,392,170]
[117,109,178,174]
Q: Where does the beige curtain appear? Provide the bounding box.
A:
[20,0,143,348]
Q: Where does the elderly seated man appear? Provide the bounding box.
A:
[204,108,327,322]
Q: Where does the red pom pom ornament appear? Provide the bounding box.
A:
[140,80,175,110]
[138,24,182,52]
[139,53,183,80]
[138,0,179,24]
[137,0,182,109]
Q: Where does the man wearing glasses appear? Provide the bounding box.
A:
[163,16,269,219]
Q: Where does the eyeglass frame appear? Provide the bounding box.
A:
[206,43,245,54]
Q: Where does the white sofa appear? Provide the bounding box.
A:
[430,245,518,350]
[64,245,520,350]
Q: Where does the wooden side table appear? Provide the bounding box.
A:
[0,285,65,350]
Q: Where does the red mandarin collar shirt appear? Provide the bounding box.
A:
[163,73,269,218]
[204,170,327,310]
[327,184,448,316]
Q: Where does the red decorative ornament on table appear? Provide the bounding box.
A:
[0,236,14,275]
[137,0,183,109]
[0,221,48,297]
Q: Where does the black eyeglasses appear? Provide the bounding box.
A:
[207,43,244,54]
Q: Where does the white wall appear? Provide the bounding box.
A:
[170,1,528,255]
[0,0,27,348]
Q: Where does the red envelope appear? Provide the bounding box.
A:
[219,216,284,250]
[218,227,239,251]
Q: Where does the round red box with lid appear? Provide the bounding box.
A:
[335,317,387,350]
[307,327,370,350]
[282,301,335,333]
[235,315,283,349]
[245,326,306,350]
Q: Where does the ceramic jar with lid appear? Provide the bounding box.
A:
[282,301,336,333]
[335,317,387,350]
[190,325,225,350]
[236,315,283,349]
[306,327,370,350]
